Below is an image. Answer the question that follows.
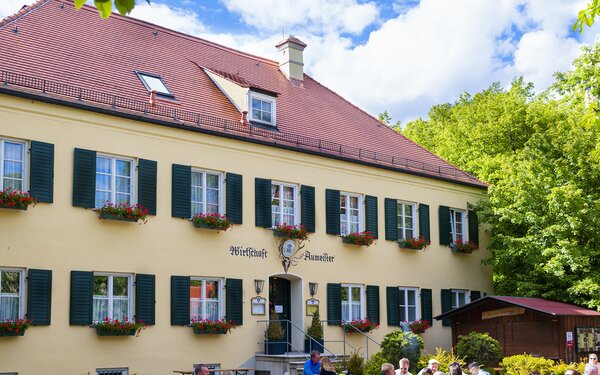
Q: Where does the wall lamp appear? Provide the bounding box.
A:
[309,282,319,298]
[254,279,265,295]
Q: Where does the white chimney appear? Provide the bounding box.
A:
[276,35,307,81]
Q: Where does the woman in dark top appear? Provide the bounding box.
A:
[320,356,337,375]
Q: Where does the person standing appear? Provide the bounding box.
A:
[382,363,396,375]
[194,364,210,375]
[396,358,412,375]
[320,356,337,375]
[418,359,439,375]
[304,350,321,375]
[468,362,491,375]
[589,354,600,373]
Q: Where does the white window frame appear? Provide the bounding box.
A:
[0,138,28,192]
[451,289,469,309]
[341,284,365,322]
[136,71,173,97]
[271,182,299,226]
[95,154,136,208]
[189,277,224,322]
[399,287,420,323]
[449,208,467,242]
[340,192,363,236]
[92,273,133,323]
[191,169,224,216]
[397,201,418,240]
[248,91,276,126]
[0,268,25,321]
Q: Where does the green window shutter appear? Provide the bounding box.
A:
[72,148,96,208]
[420,288,432,325]
[300,185,315,232]
[70,271,93,325]
[470,290,481,302]
[226,173,243,224]
[171,164,191,218]
[384,198,398,241]
[366,285,380,325]
[29,141,54,203]
[441,289,452,327]
[27,269,52,325]
[170,276,190,325]
[365,195,378,239]
[439,206,451,245]
[386,286,400,326]
[138,159,157,215]
[327,283,341,325]
[135,274,155,325]
[225,278,243,325]
[419,204,430,242]
[468,210,479,246]
[325,189,340,235]
[255,178,272,228]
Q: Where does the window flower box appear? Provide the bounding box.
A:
[0,319,30,337]
[190,319,235,336]
[272,224,309,241]
[398,236,430,250]
[0,190,37,210]
[93,318,145,337]
[94,203,149,224]
[191,213,232,231]
[450,240,477,253]
[342,318,379,334]
[404,319,431,334]
[341,231,375,247]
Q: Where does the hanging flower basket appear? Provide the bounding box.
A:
[0,319,30,337]
[398,236,430,250]
[93,318,145,337]
[341,231,375,247]
[405,319,431,334]
[94,203,149,224]
[191,213,232,231]
[272,224,309,240]
[0,190,37,210]
[342,318,379,333]
[190,319,236,335]
[450,240,477,253]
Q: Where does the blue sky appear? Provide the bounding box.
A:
[2,0,600,124]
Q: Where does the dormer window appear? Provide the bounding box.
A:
[249,91,276,126]
[135,71,173,97]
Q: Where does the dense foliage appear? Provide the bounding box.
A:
[455,332,501,367]
[402,42,600,310]
[500,354,586,375]
[380,331,424,372]
[417,348,466,373]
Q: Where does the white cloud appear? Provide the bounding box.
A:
[129,2,207,36]
[0,0,37,20]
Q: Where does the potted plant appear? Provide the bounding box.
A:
[93,318,145,337]
[342,318,379,334]
[94,202,149,224]
[265,309,287,355]
[191,213,233,231]
[0,190,37,210]
[341,231,375,247]
[304,309,324,353]
[407,319,431,334]
[272,224,309,240]
[0,319,31,336]
[398,236,430,250]
[450,240,477,253]
[190,318,236,335]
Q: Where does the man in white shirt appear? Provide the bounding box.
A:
[468,362,491,375]
[396,358,413,375]
[418,359,439,375]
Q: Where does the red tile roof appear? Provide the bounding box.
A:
[0,0,486,188]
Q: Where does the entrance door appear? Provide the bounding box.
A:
[269,277,291,352]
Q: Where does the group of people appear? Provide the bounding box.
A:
[565,353,600,375]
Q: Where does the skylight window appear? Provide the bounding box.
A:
[135,71,173,97]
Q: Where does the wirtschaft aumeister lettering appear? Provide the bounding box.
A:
[303,251,335,263]
[229,246,268,259]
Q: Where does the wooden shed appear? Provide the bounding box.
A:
[435,296,600,362]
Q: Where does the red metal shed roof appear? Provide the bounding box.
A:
[0,0,487,188]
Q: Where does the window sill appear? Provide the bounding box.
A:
[95,327,137,336]
[98,213,139,222]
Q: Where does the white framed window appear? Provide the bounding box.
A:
[341,284,364,322]
[191,169,223,216]
[340,193,362,236]
[136,71,172,97]
[0,268,25,321]
[96,369,127,375]
[271,182,298,226]
[92,273,133,322]
[249,92,276,126]
[397,201,417,240]
[190,278,223,322]
[0,138,27,192]
[95,155,135,208]
[399,287,419,322]
[449,209,467,242]
[451,289,468,309]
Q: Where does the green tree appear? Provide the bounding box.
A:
[574,0,600,32]
[378,111,402,132]
[74,0,150,19]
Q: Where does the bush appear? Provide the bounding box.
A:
[550,360,586,375]
[455,332,502,367]
[418,348,466,373]
[500,354,555,375]
[380,330,424,372]
[347,350,365,375]
[363,352,386,375]
[306,309,323,340]
[266,309,285,340]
